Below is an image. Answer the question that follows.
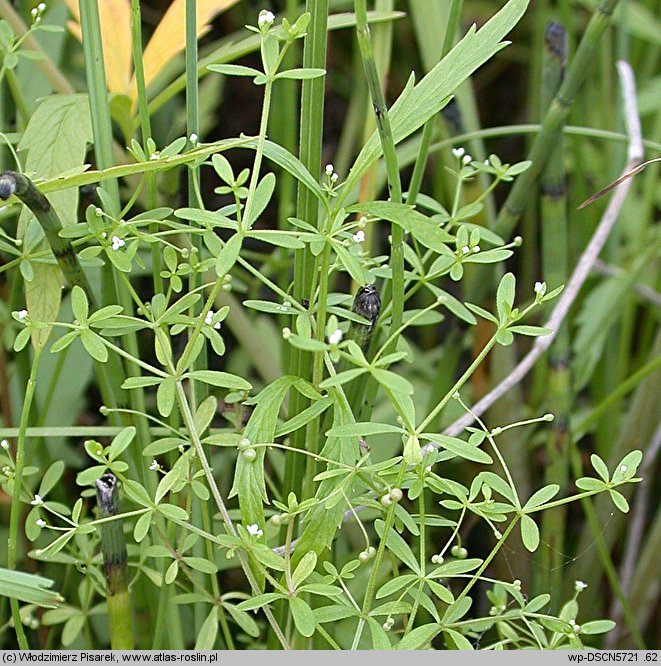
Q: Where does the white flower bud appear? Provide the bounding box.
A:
[258,10,275,27]
[328,328,343,345]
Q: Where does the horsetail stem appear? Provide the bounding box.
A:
[495,0,622,238]
[0,171,95,306]
[354,0,404,346]
[96,473,134,649]
[537,20,571,605]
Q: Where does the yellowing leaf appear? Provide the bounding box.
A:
[137,0,239,97]
[64,0,132,95]
[65,0,239,103]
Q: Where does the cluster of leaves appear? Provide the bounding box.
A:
[0,0,648,651]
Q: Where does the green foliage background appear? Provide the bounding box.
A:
[0,0,659,651]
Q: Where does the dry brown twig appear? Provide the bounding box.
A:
[444,59,644,438]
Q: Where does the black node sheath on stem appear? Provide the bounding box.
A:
[96,473,135,649]
[349,283,381,353]
[0,170,96,307]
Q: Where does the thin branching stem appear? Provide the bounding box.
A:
[445,60,644,437]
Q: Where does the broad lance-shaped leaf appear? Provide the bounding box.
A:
[0,568,63,608]
[344,0,529,193]
[290,389,360,567]
[229,377,302,586]
[12,94,93,346]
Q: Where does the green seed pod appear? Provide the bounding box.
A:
[389,487,403,502]
[242,448,257,462]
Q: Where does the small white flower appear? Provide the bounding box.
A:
[36,519,46,527]
[461,245,470,255]
[282,327,291,339]
[31,8,38,17]
[352,230,365,243]
[149,152,159,160]
[473,245,480,253]
[247,523,263,537]
[425,465,432,472]
[38,2,47,11]
[149,460,160,471]
[330,172,339,183]
[101,232,107,238]
[0,439,8,450]
[17,309,28,320]
[258,10,275,27]
[325,164,334,176]
[31,495,43,506]
[205,310,214,325]
[452,147,465,158]
[328,328,343,345]
[214,322,221,330]
[462,154,472,165]
[189,133,198,143]
[620,465,627,473]
[575,580,588,591]
[534,281,546,297]
[423,444,435,455]
[111,236,125,251]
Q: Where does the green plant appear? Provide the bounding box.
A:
[0,0,658,651]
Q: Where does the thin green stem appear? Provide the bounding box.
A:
[174,381,290,649]
[354,0,404,347]
[302,240,332,498]
[285,0,329,504]
[78,0,119,206]
[406,0,464,208]
[418,333,499,432]
[0,0,74,94]
[79,1,154,499]
[130,0,161,295]
[8,345,43,649]
[538,20,570,603]
[352,463,406,648]
[452,517,519,610]
[241,78,273,232]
